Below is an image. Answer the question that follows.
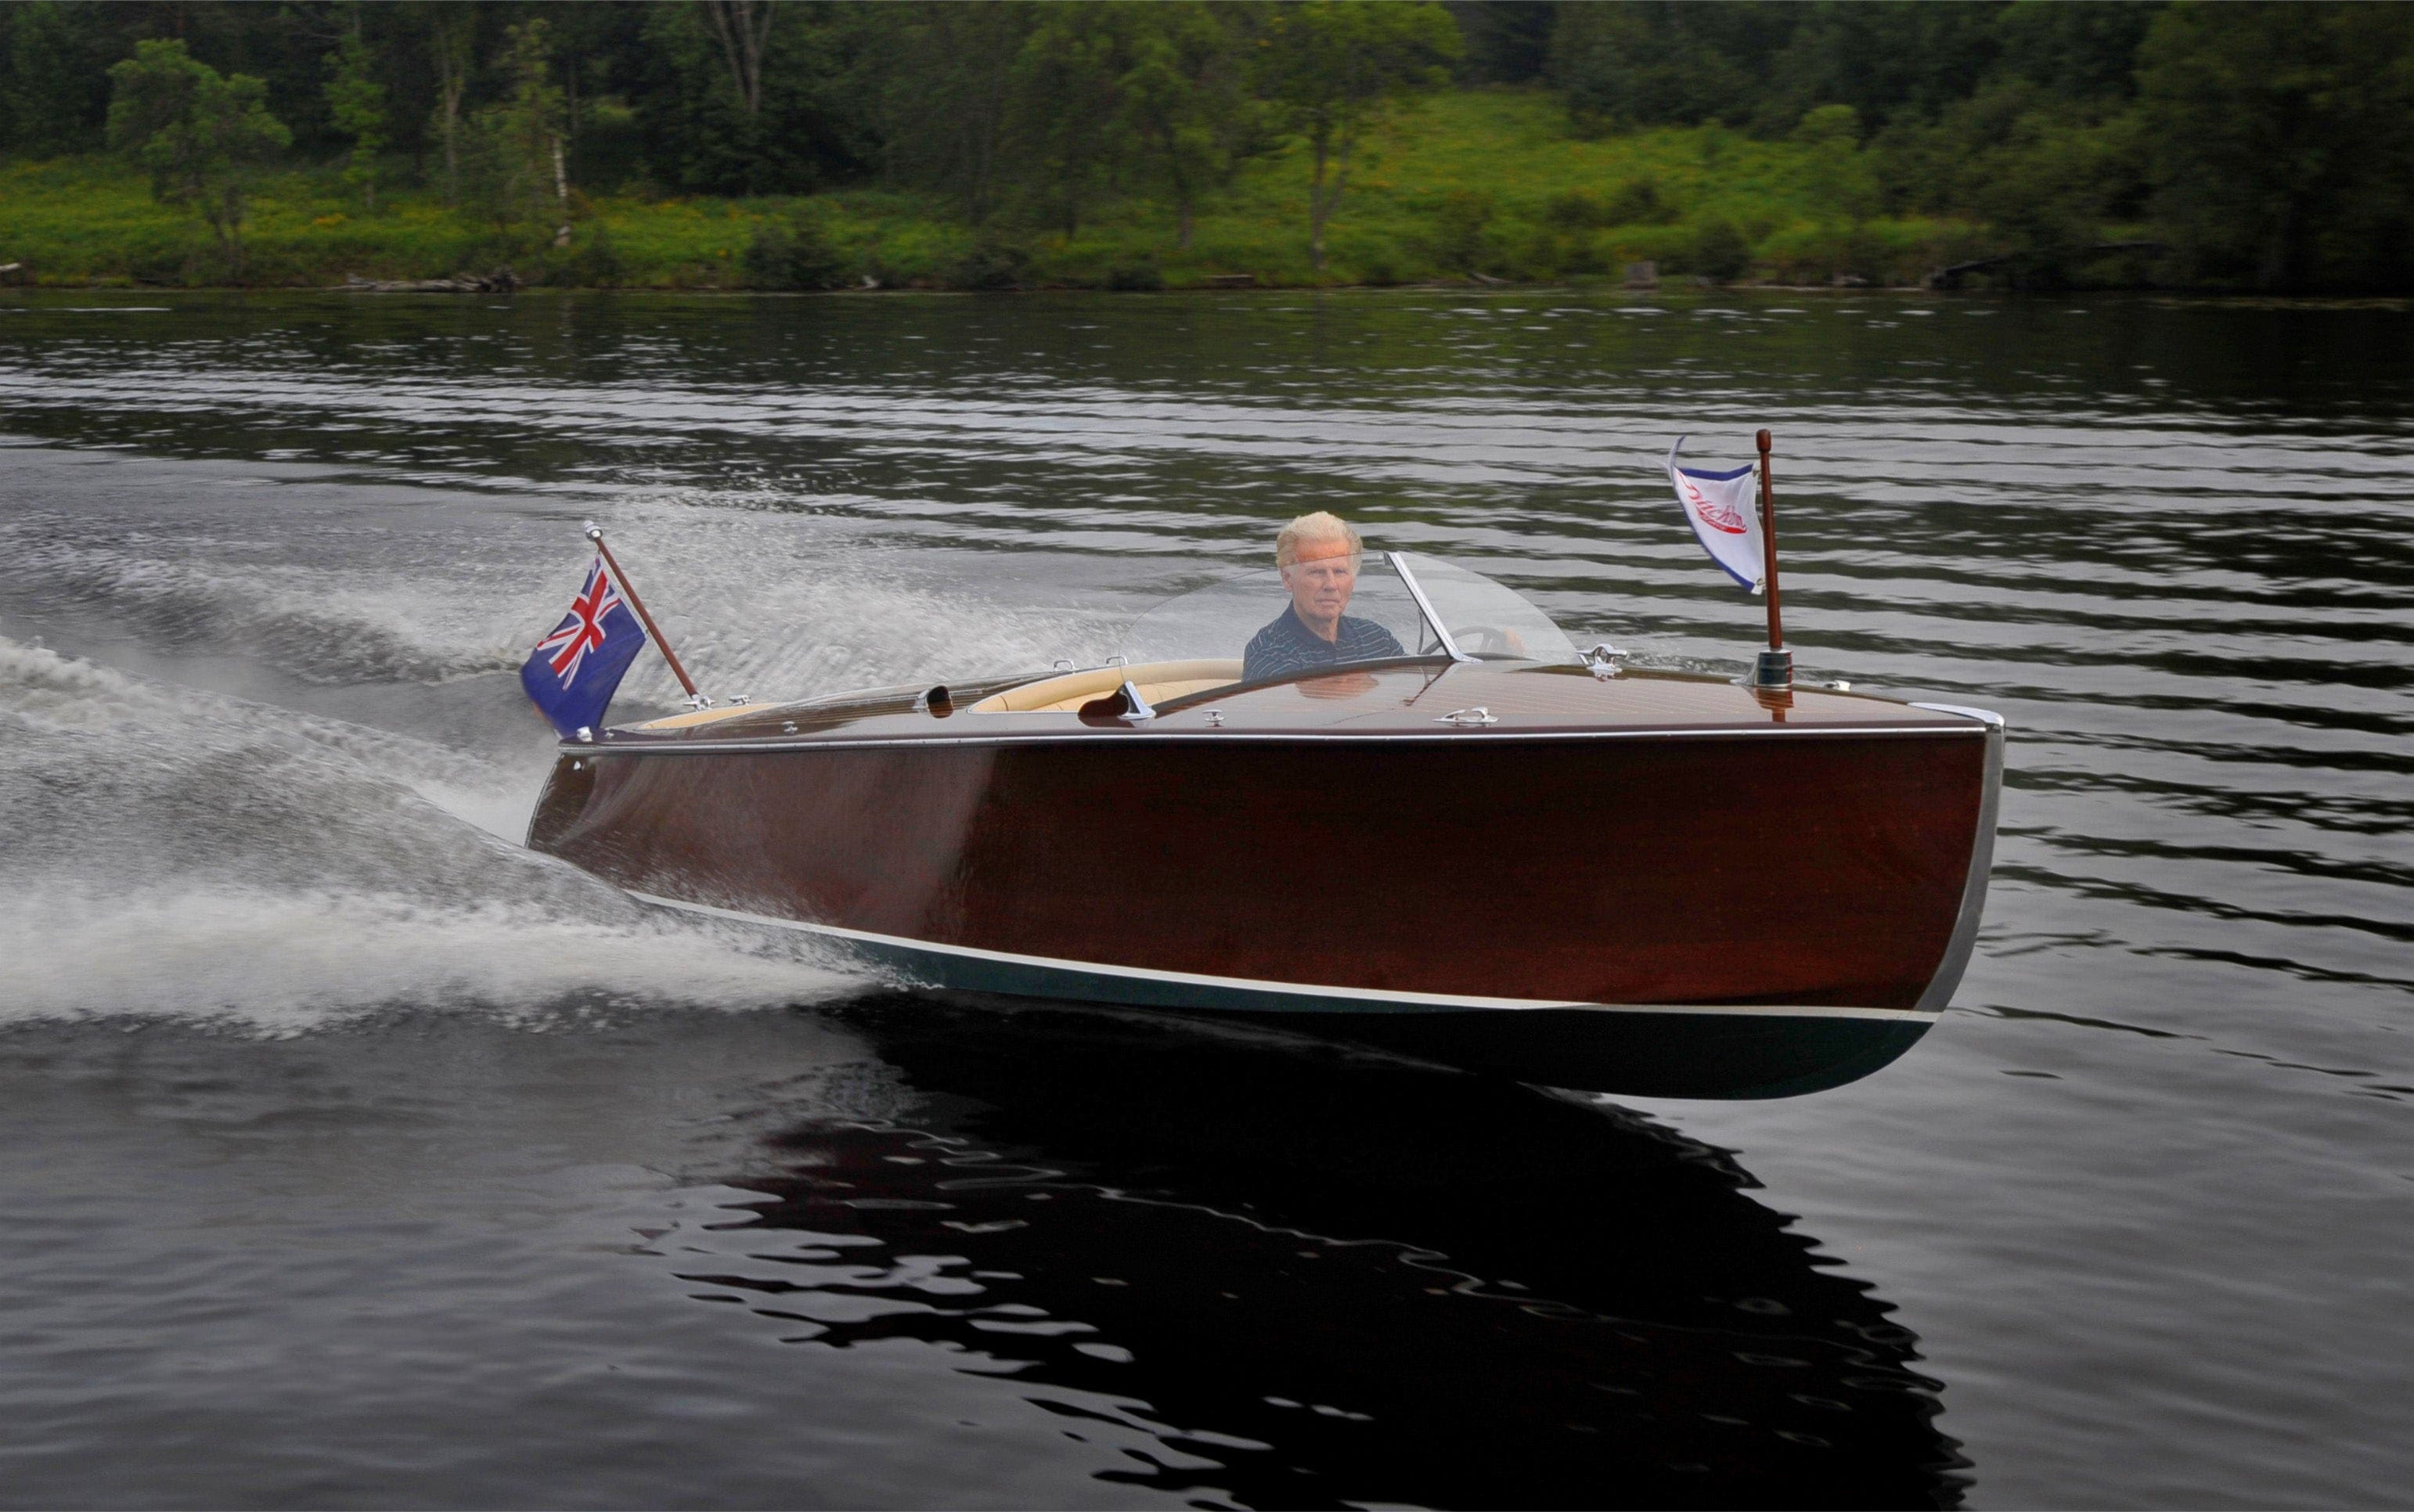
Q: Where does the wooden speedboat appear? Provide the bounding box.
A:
[525,551,2001,1099]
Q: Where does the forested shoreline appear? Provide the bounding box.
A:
[2,1,2410,294]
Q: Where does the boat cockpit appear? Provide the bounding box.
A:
[965,551,1581,715]
[625,552,1592,731]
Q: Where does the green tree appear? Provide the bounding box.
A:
[1007,5,1126,238]
[741,203,851,290]
[1792,103,1879,222]
[869,3,1036,221]
[1428,187,1493,272]
[700,0,777,119]
[1259,0,1460,272]
[1548,2,1794,134]
[4,1,122,157]
[1692,218,1753,283]
[2138,2,2414,290]
[105,38,289,280]
[632,0,862,195]
[1760,2,2008,134]
[413,1,479,203]
[467,18,569,242]
[1992,0,2162,103]
[1447,0,1554,85]
[323,19,388,213]
[1117,2,1259,249]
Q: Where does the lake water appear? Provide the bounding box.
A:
[1,290,2408,1509]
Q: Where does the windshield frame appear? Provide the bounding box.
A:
[1387,551,1477,665]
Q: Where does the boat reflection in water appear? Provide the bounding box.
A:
[687,1001,1971,1510]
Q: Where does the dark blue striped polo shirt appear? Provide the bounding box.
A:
[1242,604,1408,683]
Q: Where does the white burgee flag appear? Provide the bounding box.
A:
[1667,437,1766,594]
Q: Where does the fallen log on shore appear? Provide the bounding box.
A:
[339,268,521,294]
[1925,242,2165,290]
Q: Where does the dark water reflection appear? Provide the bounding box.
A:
[714,1003,1965,1510]
[0,1006,1958,1512]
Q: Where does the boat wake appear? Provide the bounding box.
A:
[0,512,526,686]
[0,467,1126,707]
[0,444,1150,1034]
[591,492,1125,701]
[0,635,864,1031]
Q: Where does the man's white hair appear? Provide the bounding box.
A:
[1275,511,1361,567]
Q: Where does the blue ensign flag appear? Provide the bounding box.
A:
[520,556,647,737]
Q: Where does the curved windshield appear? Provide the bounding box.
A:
[1393,552,1581,664]
[1120,550,1576,675]
[1122,555,1439,679]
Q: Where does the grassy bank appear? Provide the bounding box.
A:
[1,91,2055,292]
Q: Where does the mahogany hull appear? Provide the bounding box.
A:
[528,683,2001,1098]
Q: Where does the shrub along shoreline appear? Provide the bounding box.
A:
[5,91,2167,296]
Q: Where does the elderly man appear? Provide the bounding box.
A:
[1241,512,1407,682]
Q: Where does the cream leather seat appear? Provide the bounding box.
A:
[969,659,1244,714]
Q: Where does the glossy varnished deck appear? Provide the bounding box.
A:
[589,662,1975,753]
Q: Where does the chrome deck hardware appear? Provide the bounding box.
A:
[1580,643,1628,679]
[1436,707,1498,727]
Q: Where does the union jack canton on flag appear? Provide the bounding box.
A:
[520,556,647,737]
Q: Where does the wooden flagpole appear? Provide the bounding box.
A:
[1753,430,1791,689]
[1756,429,1783,650]
[584,523,701,700]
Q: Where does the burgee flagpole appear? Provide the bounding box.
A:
[584,522,704,703]
[1753,430,1792,690]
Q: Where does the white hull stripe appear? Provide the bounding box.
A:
[629,891,1943,1024]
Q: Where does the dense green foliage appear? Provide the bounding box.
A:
[1258,1,1460,269]
[322,22,387,212]
[2,1,2410,292]
[102,38,290,277]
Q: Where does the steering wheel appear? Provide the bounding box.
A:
[1454,625,1527,657]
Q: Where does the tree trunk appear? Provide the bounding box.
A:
[434,32,467,203]
[551,134,571,246]
[1307,131,1331,272]
[702,0,775,116]
[215,186,246,283]
[1333,135,1357,218]
[1178,196,1194,250]
[1308,124,1357,274]
[2264,193,2319,293]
